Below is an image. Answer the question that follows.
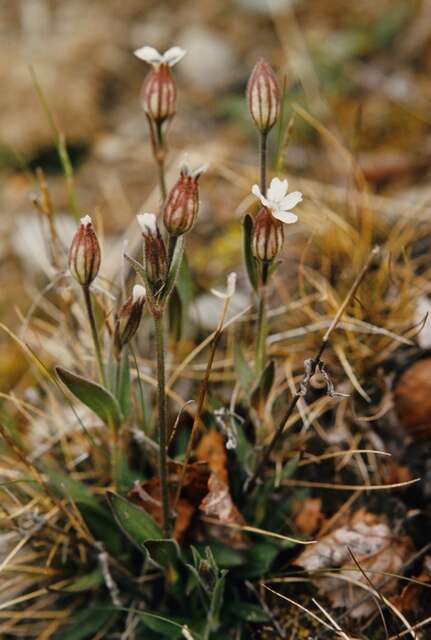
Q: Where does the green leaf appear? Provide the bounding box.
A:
[146,538,181,570]
[194,542,245,568]
[160,235,184,304]
[204,572,226,638]
[233,342,255,392]
[168,287,183,343]
[251,359,275,414]
[116,349,131,419]
[227,602,270,623]
[236,542,279,578]
[139,612,185,639]
[124,253,157,312]
[59,606,115,640]
[106,491,162,552]
[62,569,103,593]
[55,367,123,427]
[243,214,258,293]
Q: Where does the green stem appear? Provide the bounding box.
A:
[255,286,267,375]
[259,131,268,196]
[82,285,106,387]
[154,312,172,538]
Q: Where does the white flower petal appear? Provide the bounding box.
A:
[272,209,298,224]
[162,46,186,66]
[137,212,157,234]
[132,284,146,302]
[134,46,162,65]
[251,184,269,207]
[80,214,92,226]
[279,191,303,211]
[210,272,237,300]
[267,177,288,202]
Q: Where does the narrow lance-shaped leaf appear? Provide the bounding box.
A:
[55,366,123,427]
[160,234,184,304]
[106,491,162,552]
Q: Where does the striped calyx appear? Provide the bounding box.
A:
[137,213,168,286]
[141,64,177,124]
[246,58,280,134]
[113,285,146,357]
[251,206,284,263]
[163,166,203,236]
[69,215,101,286]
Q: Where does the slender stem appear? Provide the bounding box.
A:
[155,122,167,202]
[157,157,167,202]
[154,312,172,537]
[259,131,268,196]
[82,285,106,387]
[255,286,267,375]
[255,131,269,373]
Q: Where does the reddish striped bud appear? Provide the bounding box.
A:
[69,215,101,286]
[251,207,284,263]
[113,285,146,358]
[246,58,280,134]
[137,213,168,287]
[141,64,177,124]
[163,162,206,236]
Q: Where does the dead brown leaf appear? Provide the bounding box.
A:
[293,497,323,535]
[295,510,411,618]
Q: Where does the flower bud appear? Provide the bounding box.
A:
[163,162,205,236]
[141,64,177,124]
[251,207,284,263]
[69,215,101,286]
[137,213,168,286]
[113,285,146,358]
[246,58,280,134]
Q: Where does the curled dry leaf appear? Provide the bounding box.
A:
[197,430,247,547]
[295,510,411,618]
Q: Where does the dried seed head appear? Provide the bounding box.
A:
[246,58,280,134]
[137,213,168,286]
[251,207,284,263]
[113,284,146,358]
[69,215,101,286]
[163,163,206,236]
[141,64,177,124]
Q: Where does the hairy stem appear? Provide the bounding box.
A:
[82,285,106,387]
[154,312,172,537]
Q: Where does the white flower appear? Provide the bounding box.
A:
[180,154,208,178]
[137,212,157,234]
[134,45,186,67]
[132,284,146,302]
[252,177,302,224]
[211,272,237,299]
[80,214,92,226]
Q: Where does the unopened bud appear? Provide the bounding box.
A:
[163,162,205,236]
[137,213,168,286]
[246,58,280,134]
[113,285,146,357]
[69,215,101,286]
[251,207,284,263]
[141,64,177,124]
